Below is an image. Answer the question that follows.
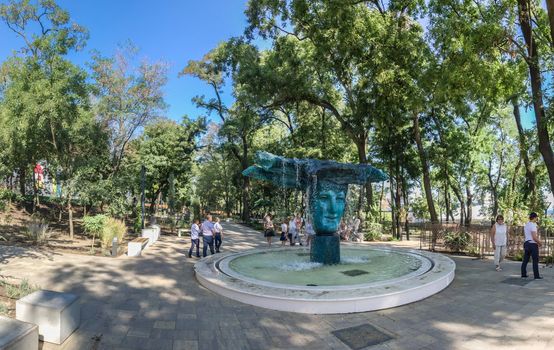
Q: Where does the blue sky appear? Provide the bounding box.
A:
[0,0,535,128]
[0,0,249,121]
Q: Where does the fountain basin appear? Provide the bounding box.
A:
[194,245,455,314]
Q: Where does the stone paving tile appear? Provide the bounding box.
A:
[2,222,554,350]
[154,320,176,329]
[173,340,199,350]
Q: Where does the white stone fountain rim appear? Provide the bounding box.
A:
[218,246,433,291]
[194,246,456,314]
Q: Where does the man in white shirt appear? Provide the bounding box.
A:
[521,212,542,279]
[188,219,201,258]
[201,214,215,257]
[214,217,223,253]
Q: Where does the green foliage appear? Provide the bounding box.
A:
[364,223,383,241]
[512,250,524,261]
[100,217,127,249]
[83,215,108,236]
[0,188,15,211]
[443,231,472,253]
[3,279,40,299]
[134,205,143,233]
[0,303,7,316]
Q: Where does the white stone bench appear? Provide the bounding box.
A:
[0,316,38,350]
[16,290,80,344]
[141,226,160,247]
[128,237,149,257]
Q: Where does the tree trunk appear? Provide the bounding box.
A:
[356,140,374,214]
[518,0,554,197]
[444,183,450,223]
[451,183,465,226]
[389,163,396,238]
[465,185,472,226]
[394,159,402,239]
[413,112,439,224]
[545,0,554,48]
[19,168,26,196]
[512,98,537,203]
[67,196,74,239]
[402,170,410,240]
[241,176,250,223]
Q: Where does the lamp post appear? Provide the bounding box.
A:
[141,165,146,229]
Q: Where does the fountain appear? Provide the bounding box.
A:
[194,152,455,314]
[242,151,388,264]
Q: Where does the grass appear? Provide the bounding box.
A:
[0,303,7,316]
[2,279,40,299]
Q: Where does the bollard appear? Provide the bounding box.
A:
[111,237,118,257]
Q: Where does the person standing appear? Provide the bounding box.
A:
[490,215,508,271]
[305,219,315,247]
[521,212,543,279]
[214,217,223,253]
[188,219,201,258]
[288,216,296,246]
[263,214,275,247]
[280,219,288,247]
[294,214,303,246]
[201,214,215,257]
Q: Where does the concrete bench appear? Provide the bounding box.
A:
[128,237,149,257]
[16,290,80,345]
[0,316,38,350]
[141,226,160,247]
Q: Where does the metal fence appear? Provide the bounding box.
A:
[411,222,554,260]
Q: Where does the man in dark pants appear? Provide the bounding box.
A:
[521,212,543,279]
[201,214,215,257]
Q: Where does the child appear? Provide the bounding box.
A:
[280,219,288,247]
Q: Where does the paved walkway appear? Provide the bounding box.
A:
[1,222,553,350]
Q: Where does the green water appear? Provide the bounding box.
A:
[228,248,424,286]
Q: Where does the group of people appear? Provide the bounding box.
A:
[188,214,224,258]
[338,217,362,242]
[262,214,316,247]
[490,212,543,279]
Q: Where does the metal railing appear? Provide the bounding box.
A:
[411,222,554,260]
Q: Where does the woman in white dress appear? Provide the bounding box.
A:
[490,215,508,271]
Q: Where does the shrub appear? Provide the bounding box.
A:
[512,250,524,261]
[443,231,471,253]
[543,255,554,264]
[101,218,127,249]
[133,205,143,233]
[0,188,14,211]
[25,215,51,245]
[364,223,382,241]
[83,215,108,252]
[0,303,7,316]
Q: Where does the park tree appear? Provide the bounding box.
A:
[182,39,267,222]
[126,117,205,216]
[90,42,168,176]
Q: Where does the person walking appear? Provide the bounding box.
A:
[214,217,223,253]
[490,215,508,271]
[188,219,201,258]
[521,212,543,279]
[280,219,288,247]
[263,214,275,247]
[288,216,296,246]
[201,214,216,257]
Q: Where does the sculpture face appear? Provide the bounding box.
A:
[310,185,347,235]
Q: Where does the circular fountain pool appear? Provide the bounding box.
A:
[194,245,455,314]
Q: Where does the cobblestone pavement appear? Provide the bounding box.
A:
[1,222,553,350]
